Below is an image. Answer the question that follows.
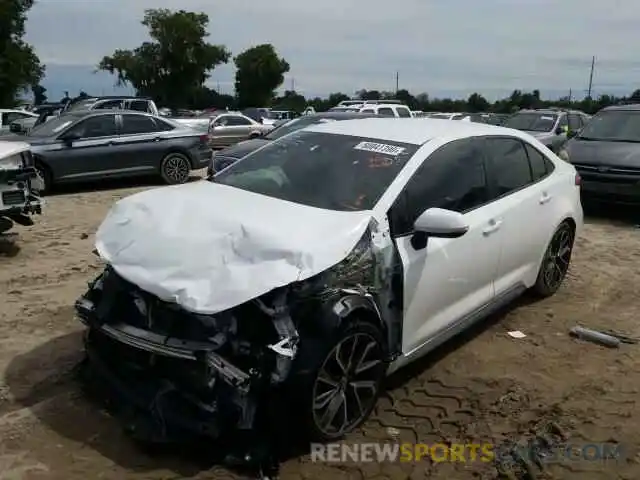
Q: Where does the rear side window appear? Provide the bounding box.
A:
[129,100,150,112]
[120,114,158,134]
[484,137,533,196]
[396,107,411,118]
[524,143,555,181]
[95,100,123,110]
[377,107,394,117]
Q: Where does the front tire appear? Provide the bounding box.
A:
[34,160,52,195]
[298,320,387,442]
[159,152,191,185]
[531,221,575,297]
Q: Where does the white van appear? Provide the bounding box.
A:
[358,103,413,118]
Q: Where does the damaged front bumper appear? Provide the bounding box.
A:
[0,166,43,219]
[75,267,299,441]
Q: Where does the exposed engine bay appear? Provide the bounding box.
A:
[74,218,403,476]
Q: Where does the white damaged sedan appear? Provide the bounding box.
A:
[75,118,582,455]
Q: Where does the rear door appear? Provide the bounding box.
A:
[480,136,550,295]
[111,113,169,175]
[225,115,255,142]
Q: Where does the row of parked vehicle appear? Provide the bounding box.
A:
[2,96,638,238]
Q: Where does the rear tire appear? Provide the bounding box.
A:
[531,221,575,297]
[159,152,191,185]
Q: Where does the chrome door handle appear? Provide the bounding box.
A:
[483,219,502,235]
[539,193,552,204]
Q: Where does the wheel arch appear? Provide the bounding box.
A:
[162,147,195,169]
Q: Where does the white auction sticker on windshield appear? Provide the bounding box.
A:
[354,141,405,156]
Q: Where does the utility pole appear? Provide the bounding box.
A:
[291,77,295,92]
[568,88,572,102]
[395,71,399,94]
[587,56,595,99]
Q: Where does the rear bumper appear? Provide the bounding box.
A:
[193,149,213,169]
[580,180,640,205]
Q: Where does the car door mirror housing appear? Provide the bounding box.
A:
[60,132,81,145]
[555,127,564,135]
[412,207,469,242]
[567,129,579,139]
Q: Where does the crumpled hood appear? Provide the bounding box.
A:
[565,138,640,167]
[95,180,373,314]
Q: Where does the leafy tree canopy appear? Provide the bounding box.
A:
[98,9,230,108]
[0,0,44,106]
[234,44,290,108]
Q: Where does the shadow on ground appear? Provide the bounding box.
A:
[46,174,204,197]
[3,296,532,478]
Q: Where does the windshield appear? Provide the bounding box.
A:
[578,110,640,142]
[214,130,419,211]
[27,115,77,137]
[503,113,558,132]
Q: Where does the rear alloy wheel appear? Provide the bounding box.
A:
[308,322,387,441]
[532,221,575,297]
[160,153,191,185]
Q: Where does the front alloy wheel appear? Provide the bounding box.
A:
[311,327,386,439]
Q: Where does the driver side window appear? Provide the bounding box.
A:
[64,115,117,139]
[389,138,489,236]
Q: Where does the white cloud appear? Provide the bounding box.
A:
[24,0,640,99]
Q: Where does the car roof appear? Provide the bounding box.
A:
[0,141,30,158]
[312,112,378,119]
[304,117,515,145]
[602,103,640,111]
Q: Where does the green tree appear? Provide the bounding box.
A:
[0,0,44,106]
[274,90,307,112]
[31,84,47,105]
[234,44,290,108]
[98,9,230,108]
[467,92,489,112]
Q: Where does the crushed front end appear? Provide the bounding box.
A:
[0,150,43,234]
[75,266,299,447]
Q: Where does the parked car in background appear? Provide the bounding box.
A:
[484,113,510,126]
[241,107,275,125]
[13,110,211,193]
[1,110,38,134]
[207,112,272,148]
[76,118,582,454]
[357,103,413,117]
[0,141,42,234]
[64,96,160,116]
[559,103,640,205]
[207,111,377,175]
[10,103,68,134]
[502,109,590,153]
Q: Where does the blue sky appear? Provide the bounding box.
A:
[24,0,640,102]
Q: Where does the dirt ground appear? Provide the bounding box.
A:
[0,177,639,480]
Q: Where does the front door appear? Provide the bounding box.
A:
[50,114,118,181]
[110,113,166,177]
[390,138,501,355]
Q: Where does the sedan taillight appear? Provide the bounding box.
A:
[575,173,581,186]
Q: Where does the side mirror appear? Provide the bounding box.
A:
[60,132,81,145]
[567,129,579,139]
[555,127,564,135]
[411,208,469,250]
